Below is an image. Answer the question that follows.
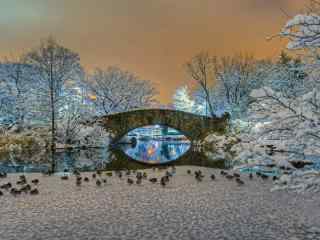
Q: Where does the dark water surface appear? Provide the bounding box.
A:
[0,126,230,173]
[0,146,229,173]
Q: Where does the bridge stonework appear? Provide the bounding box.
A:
[97,109,229,143]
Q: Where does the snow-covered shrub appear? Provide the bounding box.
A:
[76,124,110,147]
[230,85,320,168]
[271,170,320,193]
[56,122,110,148]
[204,133,240,161]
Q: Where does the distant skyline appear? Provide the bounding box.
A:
[0,0,308,103]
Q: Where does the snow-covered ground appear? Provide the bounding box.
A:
[0,166,319,240]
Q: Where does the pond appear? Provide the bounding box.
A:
[0,125,231,173]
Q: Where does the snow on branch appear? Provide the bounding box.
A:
[280,13,320,49]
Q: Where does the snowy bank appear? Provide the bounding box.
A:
[0,124,111,162]
[271,170,320,193]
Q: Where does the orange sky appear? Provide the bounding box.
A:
[0,0,308,103]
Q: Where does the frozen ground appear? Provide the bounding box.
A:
[0,166,319,240]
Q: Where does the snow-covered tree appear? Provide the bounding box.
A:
[192,86,223,116]
[280,0,320,50]
[185,52,216,117]
[212,54,272,119]
[24,37,83,150]
[172,85,204,113]
[0,59,36,129]
[186,54,272,118]
[86,66,157,115]
[263,52,309,99]
[232,86,320,167]
[232,4,320,168]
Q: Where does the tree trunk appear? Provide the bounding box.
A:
[50,59,56,173]
[50,59,55,152]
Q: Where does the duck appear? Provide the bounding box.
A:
[195,170,204,179]
[17,179,27,185]
[160,177,167,187]
[73,169,81,176]
[19,175,26,180]
[0,182,12,190]
[195,171,204,182]
[195,175,203,182]
[210,174,215,180]
[20,184,31,193]
[17,175,27,185]
[163,175,169,183]
[76,176,82,182]
[84,177,89,182]
[136,178,142,185]
[220,170,227,176]
[30,188,39,195]
[10,188,21,196]
[136,172,142,179]
[92,173,97,179]
[61,176,69,180]
[76,179,82,186]
[225,174,234,180]
[233,173,241,178]
[0,172,7,178]
[236,178,244,185]
[96,179,102,187]
[127,178,134,185]
[149,178,157,183]
[31,179,39,185]
[142,172,147,179]
[165,171,173,178]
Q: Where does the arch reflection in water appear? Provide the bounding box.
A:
[118,125,191,164]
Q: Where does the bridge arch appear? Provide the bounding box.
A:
[96,109,229,143]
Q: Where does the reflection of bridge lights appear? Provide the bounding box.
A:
[170,149,176,155]
[147,146,156,156]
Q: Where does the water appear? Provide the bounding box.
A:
[0,125,231,173]
[118,125,192,164]
[304,155,320,170]
[239,166,280,177]
[118,139,191,164]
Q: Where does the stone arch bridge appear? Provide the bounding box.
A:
[96,109,229,143]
